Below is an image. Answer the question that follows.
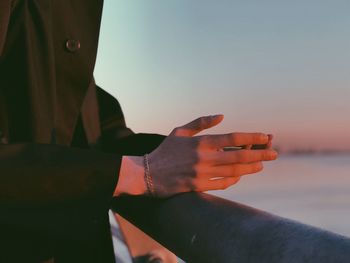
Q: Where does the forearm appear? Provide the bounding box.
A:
[114,156,146,196]
[97,132,165,197]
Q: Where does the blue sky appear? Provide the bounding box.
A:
[95,0,350,151]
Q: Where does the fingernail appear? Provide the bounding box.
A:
[261,134,269,141]
[271,151,278,159]
[211,114,224,119]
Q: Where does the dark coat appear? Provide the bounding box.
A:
[0,1,164,262]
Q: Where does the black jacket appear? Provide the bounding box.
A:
[0,1,164,262]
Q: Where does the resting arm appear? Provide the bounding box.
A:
[0,143,120,209]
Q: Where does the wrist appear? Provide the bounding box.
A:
[114,156,147,196]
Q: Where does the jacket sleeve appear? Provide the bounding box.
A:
[0,85,165,208]
[0,143,120,210]
[0,86,164,236]
[0,142,122,242]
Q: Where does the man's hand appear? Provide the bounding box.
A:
[115,115,277,198]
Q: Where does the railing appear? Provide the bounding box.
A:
[113,193,350,263]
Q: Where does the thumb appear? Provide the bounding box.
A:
[171,114,224,137]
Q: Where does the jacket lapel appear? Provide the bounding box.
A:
[0,0,11,56]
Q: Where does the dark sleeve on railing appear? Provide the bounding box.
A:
[0,143,120,210]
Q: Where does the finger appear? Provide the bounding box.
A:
[196,177,241,191]
[202,162,263,178]
[209,149,278,165]
[251,144,267,150]
[252,134,273,150]
[171,114,224,137]
[267,134,273,149]
[199,132,269,148]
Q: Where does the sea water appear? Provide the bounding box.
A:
[211,154,350,237]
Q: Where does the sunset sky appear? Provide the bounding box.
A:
[94,0,350,151]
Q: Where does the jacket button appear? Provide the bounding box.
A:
[65,39,81,53]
